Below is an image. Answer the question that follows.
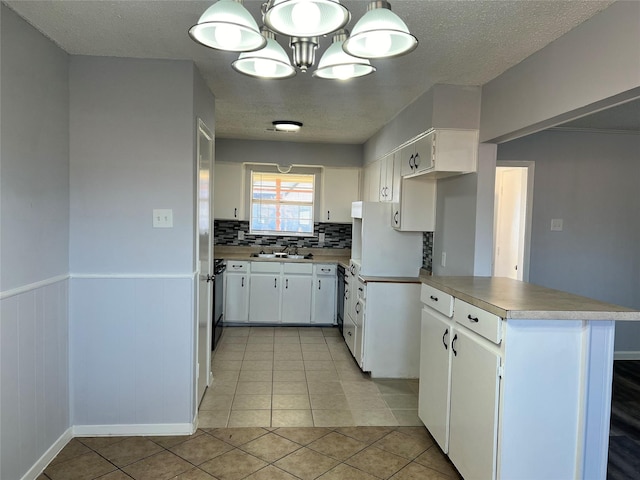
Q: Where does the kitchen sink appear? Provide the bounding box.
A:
[286,255,305,259]
[254,253,275,258]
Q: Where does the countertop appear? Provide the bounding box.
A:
[215,246,351,268]
[419,273,640,321]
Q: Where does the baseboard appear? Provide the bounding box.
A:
[73,423,196,437]
[21,427,73,480]
[614,351,640,360]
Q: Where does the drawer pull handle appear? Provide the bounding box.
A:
[442,328,449,350]
[467,314,479,323]
[430,295,438,302]
[348,331,352,336]
[241,277,244,287]
[452,334,458,356]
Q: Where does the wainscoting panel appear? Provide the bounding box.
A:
[69,276,194,430]
[0,278,70,480]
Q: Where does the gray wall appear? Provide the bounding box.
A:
[498,130,640,352]
[0,5,71,479]
[69,57,209,430]
[481,1,640,143]
[217,138,362,168]
[364,84,481,164]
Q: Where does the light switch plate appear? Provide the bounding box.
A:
[238,230,245,240]
[550,218,563,231]
[153,209,173,228]
[318,233,326,243]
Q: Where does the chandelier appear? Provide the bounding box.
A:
[189,0,418,80]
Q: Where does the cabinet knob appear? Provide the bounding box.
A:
[234,207,238,218]
[394,211,399,225]
[442,328,449,349]
[318,279,322,290]
[452,334,458,356]
[414,152,420,168]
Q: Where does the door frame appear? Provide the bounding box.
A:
[493,161,535,282]
[196,118,214,407]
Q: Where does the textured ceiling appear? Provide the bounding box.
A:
[6,0,619,144]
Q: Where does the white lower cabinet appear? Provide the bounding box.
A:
[224,261,250,323]
[418,281,613,480]
[312,264,337,324]
[282,263,313,324]
[419,308,452,453]
[448,327,500,480]
[225,261,335,325]
[249,272,281,323]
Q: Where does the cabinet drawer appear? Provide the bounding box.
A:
[421,284,454,317]
[251,262,282,273]
[227,261,249,273]
[453,299,502,344]
[314,264,336,275]
[284,263,313,274]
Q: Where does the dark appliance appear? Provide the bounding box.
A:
[212,259,226,351]
[337,264,345,334]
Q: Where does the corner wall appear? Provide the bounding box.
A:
[1,5,71,479]
[69,56,204,432]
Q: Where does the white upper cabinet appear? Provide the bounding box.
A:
[378,153,400,203]
[214,162,244,220]
[400,129,478,179]
[322,167,361,223]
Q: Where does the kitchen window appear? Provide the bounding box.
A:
[250,171,315,236]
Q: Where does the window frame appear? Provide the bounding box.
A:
[246,165,321,237]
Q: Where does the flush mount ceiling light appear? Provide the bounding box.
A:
[272,120,303,132]
[233,28,296,79]
[264,0,350,37]
[190,0,417,79]
[189,0,266,52]
[313,30,375,80]
[343,1,418,59]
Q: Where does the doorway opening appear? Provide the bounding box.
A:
[493,162,534,281]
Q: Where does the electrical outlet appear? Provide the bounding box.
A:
[238,230,245,240]
[550,219,564,231]
[318,232,326,243]
[441,252,447,267]
[153,209,173,228]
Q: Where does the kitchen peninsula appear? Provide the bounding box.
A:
[418,274,640,480]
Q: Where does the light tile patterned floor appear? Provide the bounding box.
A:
[204,326,421,428]
[39,326,459,479]
[39,426,460,479]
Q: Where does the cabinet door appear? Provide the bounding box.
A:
[413,133,435,174]
[214,162,244,220]
[353,298,365,368]
[282,275,312,324]
[312,273,337,324]
[379,155,395,202]
[322,168,361,223]
[390,152,401,203]
[249,274,281,323]
[400,144,416,176]
[224,273,249,322]
[418,309,452,452]
[449,328,500,480]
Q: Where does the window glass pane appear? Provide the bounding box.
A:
[250,172,315,235]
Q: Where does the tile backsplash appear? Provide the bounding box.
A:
[214,220,434,271]
[214,220,351,249]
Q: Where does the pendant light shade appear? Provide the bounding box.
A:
[273,120,303,132]
[264,0,350,37]
[343,1,418,59]
[189,0,266,52]
[314,31,376,80]
[233,29,296,79]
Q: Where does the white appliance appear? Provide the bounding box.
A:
[351,201,422,277]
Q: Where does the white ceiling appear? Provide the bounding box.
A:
[5,0,621,144]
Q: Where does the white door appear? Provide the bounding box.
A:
[418,309,453,453]
[249,274,281,323]
[494,166,528,280]
[196,119,213,405]
[282,275,312,323]
[448,328,500,480]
